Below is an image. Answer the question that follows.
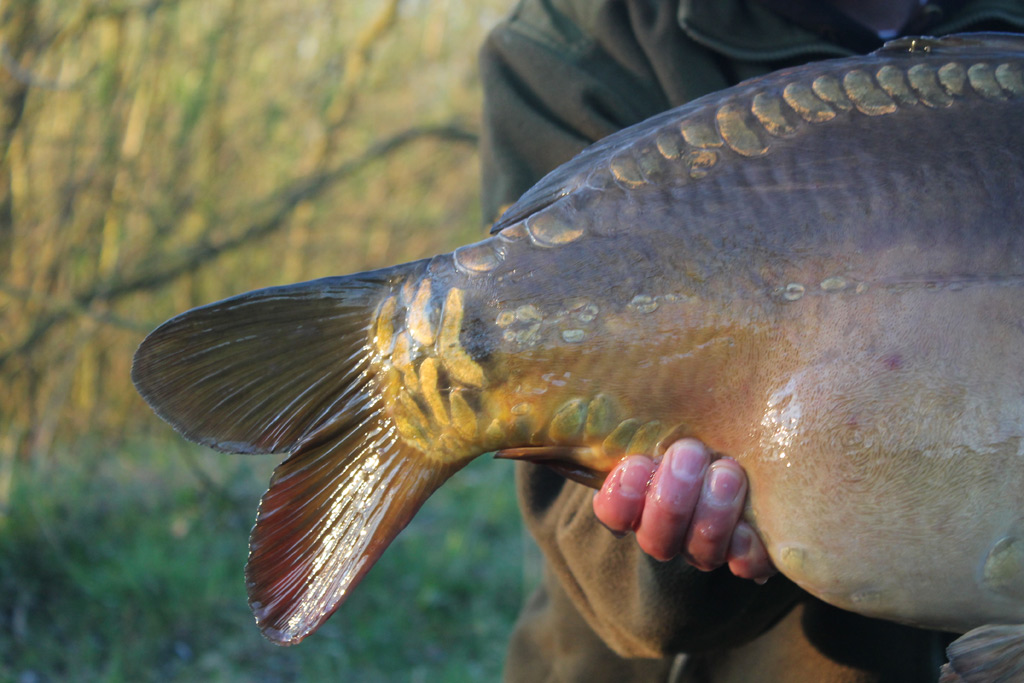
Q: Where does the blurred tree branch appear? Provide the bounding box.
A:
[0,43,77,91]
[0,283,150,333]
[98,122,478,304]
[0,0,37,265]
[318,0,401,164]
[0,122,478,369]
[0,0,499,455]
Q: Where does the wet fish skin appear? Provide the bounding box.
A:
[133,32,1024,668]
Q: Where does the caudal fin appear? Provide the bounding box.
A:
[132,264,466,644]
[246,408,459,644]
[132,274,393,455]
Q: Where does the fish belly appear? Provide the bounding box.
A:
[740,285,1024,633]
[453,36,1024,634]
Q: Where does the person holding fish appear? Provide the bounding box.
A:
[133,0,1024,675]
[479,0,1024,680]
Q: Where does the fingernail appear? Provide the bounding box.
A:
[619,457,650,499]
[668,441,707,481]
[706,463,742,505]
[730,525,752,556]
[592,496,630,538]
[599,466,622,495]
[600,520,629,539]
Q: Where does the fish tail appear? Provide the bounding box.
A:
[131,260,476,644]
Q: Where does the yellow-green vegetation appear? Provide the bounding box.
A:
[0,439,522,681]
[0,0,524,679]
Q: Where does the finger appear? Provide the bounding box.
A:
[726,521,777,582]
[593,455,657,534]
[633,439,710,561]
[683,458,747,571]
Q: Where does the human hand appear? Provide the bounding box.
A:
[592,438,776,582]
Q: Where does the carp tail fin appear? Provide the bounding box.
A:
[247,416,461,644]
[131,271,411,455]
[132,264,470,644]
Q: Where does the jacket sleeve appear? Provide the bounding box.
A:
[480,0,801,659]
[479,0,730,225]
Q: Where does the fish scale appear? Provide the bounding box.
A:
[134,32,1024,677]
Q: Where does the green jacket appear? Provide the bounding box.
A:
[479,1,1024,681]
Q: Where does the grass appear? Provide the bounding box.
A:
[0,435,524,682]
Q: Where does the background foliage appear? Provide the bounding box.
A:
[0,0,527,680]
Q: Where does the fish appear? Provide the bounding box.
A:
[133,32,1024,678]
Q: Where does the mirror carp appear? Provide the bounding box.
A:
[133,33,1024,679]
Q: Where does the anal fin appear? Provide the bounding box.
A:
[494,446,609,489]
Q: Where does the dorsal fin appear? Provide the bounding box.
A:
[879,32,1024,56]
[493,32,1024,237]
[940,623,1024,682]
[489,105,699,234]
